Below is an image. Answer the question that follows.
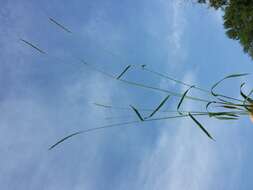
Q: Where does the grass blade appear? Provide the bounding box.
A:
[206,101,240,119]
[240,83,253,104]
[216,105,244,111]
[211,73,250,97]
[94,102,112,108]
[49,17,72,33]
[148,95,170,118]
[49,120,140,150]
[208,112,239,118]
[20,39,46,54]
[215,116,239,120]
[117,65,131,79]
[189,113,214,140]
[49,131,83,150]
[177,86,195,114]
[130,105,144,121]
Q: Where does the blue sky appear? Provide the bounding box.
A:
[1,0,253,189]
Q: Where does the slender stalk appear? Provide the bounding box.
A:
[20,42,214,103]
[142,67,245,103]
[49,111,249,150]
[45,17,245,103]
[94,102,210,114]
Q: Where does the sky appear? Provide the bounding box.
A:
[1,0,253,189]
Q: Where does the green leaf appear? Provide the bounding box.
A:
[217,105,244,110]
[240,83,253,104]
[148,95,170,118]
[189,113,214,140]
[215,116,239,120]
[130,105,144,121]
[208,112,239,118]
[211,73,250,97]
[177,86,195,114]
[94,103,112,108]
[117,65,131,79]
[49,120,140,150]
[49,131,83,150]
[240,83,253,112]
[20,39,46,54]
[49,17,72,33]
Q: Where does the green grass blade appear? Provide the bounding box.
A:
[130,105,144,121]
[49,120,140,150]
[215,116,239,120]
[20,39,46,54]
[49,131,83,150]
[177,86,195,114]
[49,17,72,33]
[93,103,112,108]
[117,65,131,79]
[208,112,239,117]
[189,113,214,140]
[216,105,244,111]
[206,102,240,118]
[211,73,250,103]
[148,95,170,118]
[240,83,253,104]
[211,73,250,95]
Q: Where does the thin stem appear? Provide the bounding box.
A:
[94,102,208,114]
[30,48,215,103]
[49,111,250,150]
[132,65,245,103]
[44,16,247,104]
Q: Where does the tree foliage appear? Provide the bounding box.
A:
[198,0,253,59]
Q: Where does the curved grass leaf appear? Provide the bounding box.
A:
[189,113,214,140]
[20,39,46,54]
[49,120,140,150]
[240,83,253,112]
[130,105,144,121]
[49,131,83,150]
[177,86,195,114]
[240,83,253,104]
[211,73,250,103]
[206,102,240,118]
[148,95,170,118]
[211,73,250,96]
[49,17,72,33]
[117,65,131,79]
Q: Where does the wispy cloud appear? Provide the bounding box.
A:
[167,0,187,59]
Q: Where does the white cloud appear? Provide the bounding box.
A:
[167,0,187,58]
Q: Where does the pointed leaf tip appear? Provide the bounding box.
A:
[189,113,214,140]
[117,65,131,79]
[148,95,170,118]
[130,105,144,121]
[177,85,195,114]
